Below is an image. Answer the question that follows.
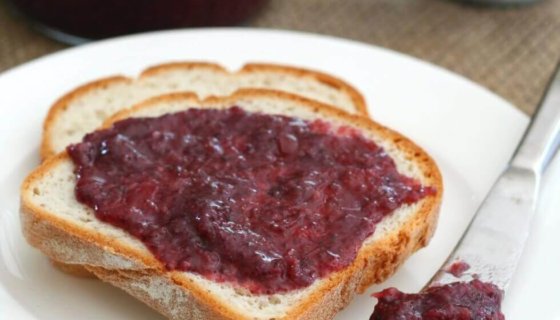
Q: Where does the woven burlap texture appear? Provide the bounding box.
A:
[2,0,560,114]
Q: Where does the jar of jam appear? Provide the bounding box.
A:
[7,0,267,44]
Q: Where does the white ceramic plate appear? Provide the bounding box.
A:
[0,29,556,320]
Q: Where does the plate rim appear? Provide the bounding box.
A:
[0,27,530,319]
[0,27,529,122]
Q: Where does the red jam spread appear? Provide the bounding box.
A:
[370,280,505,320]
[446,261,471,278]
[67,106,434,294]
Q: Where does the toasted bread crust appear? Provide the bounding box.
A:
[41,76,131,161]
[41,62,368,161]
[86,267,245,320]
[141,62,367,117]
[50,259,97,278]
[23,89,442,320]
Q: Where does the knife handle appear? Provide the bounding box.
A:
[511,62,560,174]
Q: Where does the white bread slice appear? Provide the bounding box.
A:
[43,62,367,277]
[41,62,367,160]
[22,89,442,320]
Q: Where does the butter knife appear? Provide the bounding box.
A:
[428,63,560,291]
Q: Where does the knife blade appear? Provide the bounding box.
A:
[428,62,560,291]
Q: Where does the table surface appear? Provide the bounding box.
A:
[2,0,560,115]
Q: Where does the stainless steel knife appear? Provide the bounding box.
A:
[428,64,560,291]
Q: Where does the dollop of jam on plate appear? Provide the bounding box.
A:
[370,280,505,320]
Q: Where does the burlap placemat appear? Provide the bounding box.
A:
[2,0,560,114]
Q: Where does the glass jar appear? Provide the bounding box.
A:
[458,0,540,4]
[7,0,267,44]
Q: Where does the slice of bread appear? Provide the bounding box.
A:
[42,62,368,277]
[41,62,367,160]
[22,89,442,320]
